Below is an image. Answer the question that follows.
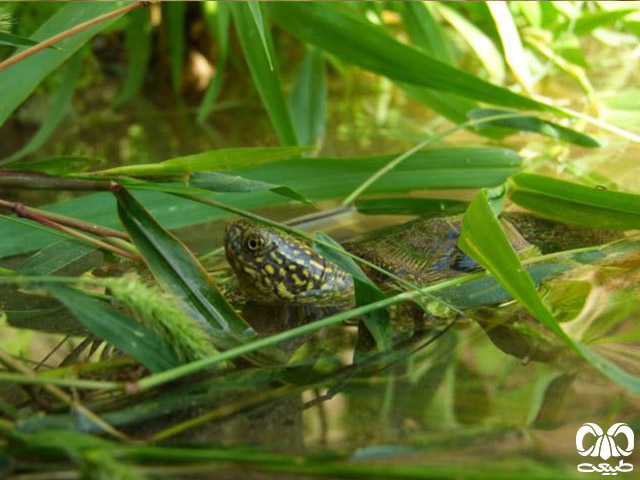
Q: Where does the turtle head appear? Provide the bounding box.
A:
[224,220,353,305]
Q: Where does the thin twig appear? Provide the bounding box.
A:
[9,202,142,262]
[0,171,110,191]
[0,199,128,240]
[0,2,150,73]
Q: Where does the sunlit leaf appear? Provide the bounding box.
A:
[7,156,104,175]
[92,146,310,176]
[267,2,560,114]
[230,2,298,146]
[458,189,640,394]
[355,197,468,217]
[510,173,640,230]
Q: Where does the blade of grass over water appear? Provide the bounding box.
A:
[1,51,84,166]
[92,146,311,176]
[510,173,640,229]
[230,2,298,146]
[458,189,640,394]
[289,47,327,147]
[469,108,603,147]
[114,7,152,107]
[197,2,230,124]
[341,112,529,205]
[0,147,521,258]
[267,2,559,114]
[355,198,468,217]
[113,186,254,345]
[164,2,186,94]
[46,283,181,373]
[0,2,130,128]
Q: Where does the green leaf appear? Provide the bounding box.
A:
[458,189,640,394]
[45,283,181,373]
[0,52,83,166]
[230,2,298,145]
[0,31,61,49]
[92,146,311,176]
[197,2,230,124]
[469,108,603,147]
[487,1,532,90]
[113,186,254,346]
[435,3,506,84]
[188,172,312,205]
[0,2,129,129]
[19,241,96,276]
[400,2,450,62]
[268,2,559,114]
[573,8,636,35]
[7,156,104,175]
[314,233,391,351]
[114,7,152,107]
[247,2,273,71]
[289,47,327,147]
[510,173,640,230]
[164,2,186,93]
[0,147,521,259]
[355,197,468,217]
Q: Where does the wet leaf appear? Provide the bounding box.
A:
[113,186,254,347]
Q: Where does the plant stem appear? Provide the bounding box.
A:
[0,2,150,73]
[0,171,110,191]
[6,202,142,262]
[0,199,128,240]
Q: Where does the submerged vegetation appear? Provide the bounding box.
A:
[0,1,640,478]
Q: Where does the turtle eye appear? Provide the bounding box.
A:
[245,234,265,252]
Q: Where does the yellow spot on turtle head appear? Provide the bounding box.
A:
[288,264,297,271]
[264,264,275,275]
[309,260,324,270]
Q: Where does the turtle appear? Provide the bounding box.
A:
[223,212,622,360]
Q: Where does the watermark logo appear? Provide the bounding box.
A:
[576,423,634,475]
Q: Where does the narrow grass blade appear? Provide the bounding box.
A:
[19,241,96,276]
[458,190,640,394]
[267,2,559,114]
[314,233,391,351]
[400,2,449,62]
[289,47,327,147]
[113,186,253,343]
[114,7,152,107]
[435,3,506,85]
[0,52,83,166]
[510,173,640,230]
[164,2,186,93]
[230,2,298,145]
[487,1,532,91]
[92,146,310,176]
[574,8,636,35]
[469,108,602,147]
[46,283,181,373]
[0,2,129,128]
[247,2,273,71]
[197,2,230,123]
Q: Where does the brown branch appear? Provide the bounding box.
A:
[4,201,142,263]
[0,2,151,73]
[0,171,110,191]
[0,199,129,240]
